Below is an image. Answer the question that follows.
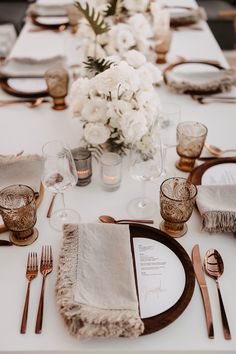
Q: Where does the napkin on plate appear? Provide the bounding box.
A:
[165,67,236,94]
[0,154,43,192]
[27,0,73,16]
[196,185,236,233]
[169,7,207,26]
[56,223,144,339]
[0,27,66,77]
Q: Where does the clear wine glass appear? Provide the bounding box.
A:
[158,102,181,176]
[41,140,80,231]
[127,141,162,218]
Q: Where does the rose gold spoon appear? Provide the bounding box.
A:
[205,144,236,157]
[204,249,231,340]
[99,215,154,224]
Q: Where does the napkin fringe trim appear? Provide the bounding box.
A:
[202,211,236,233]
[0,154,42,164]
[55,224,144,339]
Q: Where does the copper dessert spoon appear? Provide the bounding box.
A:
[99,215,154,224]
[204,249,231,340]
[205,144,236,156]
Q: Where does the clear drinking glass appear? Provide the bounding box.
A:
[128,144,162,218]
[158,102,181,176]
[41,140,80,231]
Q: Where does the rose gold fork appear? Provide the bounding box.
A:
[20,252,38,334]
[35,245,53,334]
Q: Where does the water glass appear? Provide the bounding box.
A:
[176,121,208,172]
[160,177,197,238]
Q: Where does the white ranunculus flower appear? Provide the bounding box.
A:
[81,97,107,123]
[128,14,153,39]
[107,100,133,127]
[123,50,146,69]
[106,24,136,56]
[71,77,91,116]
[84,123,110,145]
[123,0,150,13]
[120,110,148,143]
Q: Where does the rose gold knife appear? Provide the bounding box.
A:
[192,244,214,339]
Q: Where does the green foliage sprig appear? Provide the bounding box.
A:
[83,56,114,76]
[104,0,119,17]
[74,1,110,35]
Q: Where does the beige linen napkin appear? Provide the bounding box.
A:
[196,185,236,233]
[56,223,144,339]
[0,154,43,192]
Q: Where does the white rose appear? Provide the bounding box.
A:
[123,0,149,13]
[120,110,148,143]
[106,24,136,56]
[71,78,91,116]
[123,50,146,69]
[128,14,152,39]
[81,97,108,123]
[107,100,133,128]
[84,123,110,145]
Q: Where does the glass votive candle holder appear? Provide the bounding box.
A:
[176,121,208,172]
[159,177,197,238]
[0,184,38,246]
[72,148,92,186]
[100,152,122,191]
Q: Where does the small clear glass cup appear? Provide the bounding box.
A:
[159,177,197,238]
[100,152,122,192]
[176,121,208,172]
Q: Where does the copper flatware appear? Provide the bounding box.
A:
[35,245,53,334]
[20,252,38,334]
[191,95,236,104]
[46,193,57,218]
[204,249,231,340]
[99,215,154,224]
[192,245,214,339]
[205,144,236,157]
[0,98,50,108]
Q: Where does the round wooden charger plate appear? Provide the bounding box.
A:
[0,78,48,98]
[0,183,44,234]
[163,60,225,95]
[129,223,195,335]
[187,157,236,185]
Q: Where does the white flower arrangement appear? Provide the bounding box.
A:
[76,12,153,61]
[71,60,162,156]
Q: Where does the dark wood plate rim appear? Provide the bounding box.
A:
[187,157,236,186]
[0,78,48,98]
[129,223,195,335]
[31,14,69,29]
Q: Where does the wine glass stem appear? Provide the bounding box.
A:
[160,143,167,175]
[139,181,147,208]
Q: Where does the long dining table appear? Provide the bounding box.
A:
[0,0,236,353]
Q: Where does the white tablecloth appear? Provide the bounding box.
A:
[0,1,236,353]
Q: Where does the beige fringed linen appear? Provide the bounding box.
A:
[0,154,43,191]
[55,223,144,339]
[196,185,236,233]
